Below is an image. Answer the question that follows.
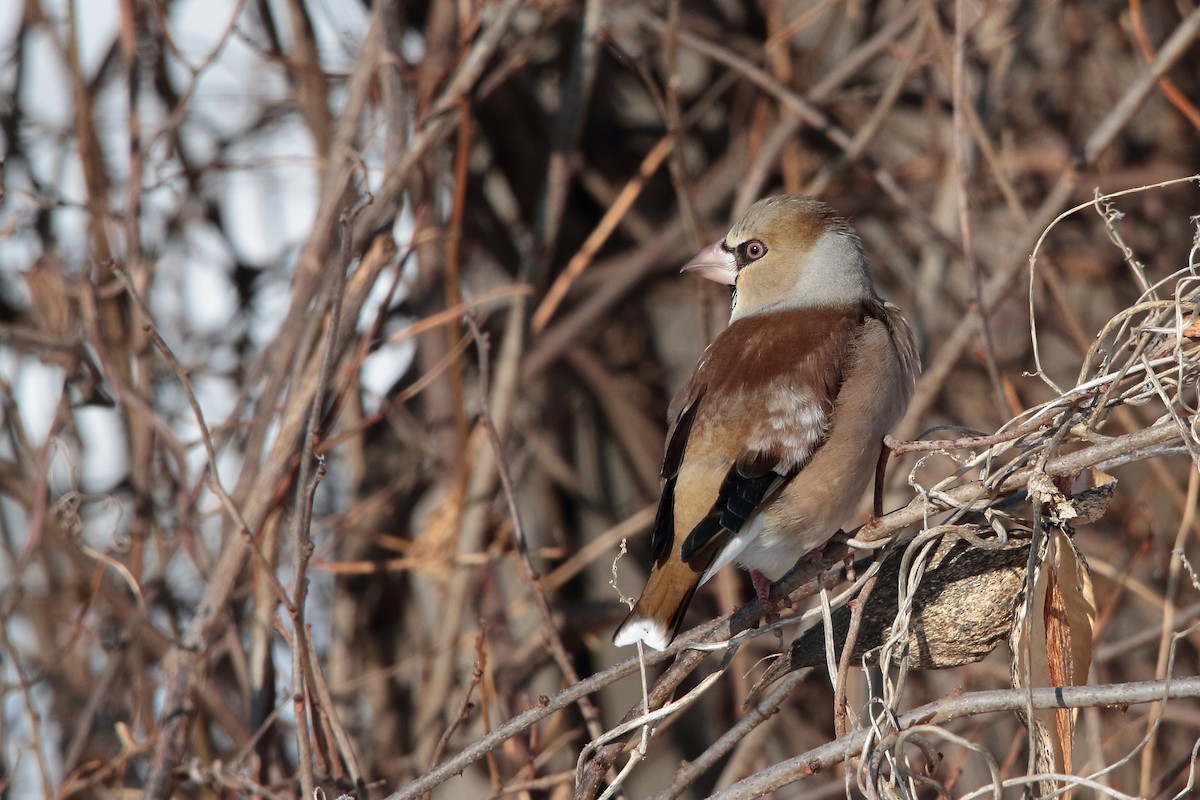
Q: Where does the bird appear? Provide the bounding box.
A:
[612,195,920,651]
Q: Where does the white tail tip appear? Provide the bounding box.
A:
[612,616,671,651]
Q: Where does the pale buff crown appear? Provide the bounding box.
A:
[725,195,876,320]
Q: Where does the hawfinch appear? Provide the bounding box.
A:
[613,195,920,651]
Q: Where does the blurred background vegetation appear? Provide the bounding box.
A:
[2,0,1200,797]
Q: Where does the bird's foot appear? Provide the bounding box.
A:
[804,538,831,569]
[750,568,773,609]
[750,569,786,646]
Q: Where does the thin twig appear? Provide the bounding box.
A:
[464,314,607,743]
[709,677,1200,800]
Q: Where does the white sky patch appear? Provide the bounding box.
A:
[400,28,426,62]
[152,221,243,344]
[361,335,417,414]
[182,226,239,334]
[168,0,248,62]
[174,111,220,167]
[306,0,371,69]
[221,122,320,265]
[5,357,65,444]
[15,26,73,131]
[250,267,293,349]
[358,204,419,413]
[67,0,120,76]
[72,406,130,492]
[166,2,287,138]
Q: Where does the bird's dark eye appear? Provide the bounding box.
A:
[743,240,767,261]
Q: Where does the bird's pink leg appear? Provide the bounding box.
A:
[750,569,773,611]
[750,569,786,646]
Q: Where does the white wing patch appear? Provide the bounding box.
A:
[747,381,828,471]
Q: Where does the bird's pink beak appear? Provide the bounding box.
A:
[681,240,737,286]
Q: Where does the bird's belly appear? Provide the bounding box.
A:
[698,489,857,586]
[734,449,878,580]
[733,505,845,581]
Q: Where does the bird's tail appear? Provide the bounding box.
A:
[612,561,703,651]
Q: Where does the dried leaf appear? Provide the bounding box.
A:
[23,257,74,341]
[1183,316,1200,340]
[1011,527,1096,797]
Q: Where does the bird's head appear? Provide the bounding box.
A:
[682,195,875,320]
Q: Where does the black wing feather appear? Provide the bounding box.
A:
[663,397,702,479]
[650,476,676,567]
[679,442,826,564]
[680,468,780,562]
[650,396,703,566]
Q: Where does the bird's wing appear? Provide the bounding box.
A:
[649,395,701,568]
[661,308,863,567]
[865,297,921,395]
